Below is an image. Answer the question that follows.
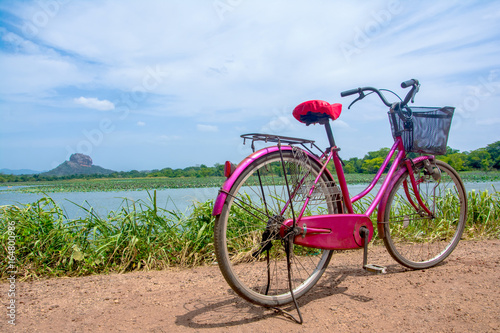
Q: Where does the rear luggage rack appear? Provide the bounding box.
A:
[241,133,324,157]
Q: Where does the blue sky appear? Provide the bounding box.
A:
[1,0,499,172]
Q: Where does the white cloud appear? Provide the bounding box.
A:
[197,124,219,132]
[1,0,500,169]
[74,97,115,111]
[0,53,91,96]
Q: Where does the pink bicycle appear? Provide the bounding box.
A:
[212,79,467,319]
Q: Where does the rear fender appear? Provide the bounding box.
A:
[212,146,332,216]
[376,155,434,238]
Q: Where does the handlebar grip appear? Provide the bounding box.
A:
[401,79,418,88]
[340,88,360,97]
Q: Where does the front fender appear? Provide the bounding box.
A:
[212,146,331,216]
[376,155,435,238]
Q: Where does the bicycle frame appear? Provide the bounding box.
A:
[280,135,435,250]
[212,134,435,250]
[332,136,433,218]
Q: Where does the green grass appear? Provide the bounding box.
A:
[463,189,500,239]
[1,189,499,280]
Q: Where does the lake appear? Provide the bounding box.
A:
[0,186,220,219]
[1,182,498,220]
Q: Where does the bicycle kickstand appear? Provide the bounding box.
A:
[272,233,304,324]
[360,227,387,274]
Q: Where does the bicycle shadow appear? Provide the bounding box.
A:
[174,265,395,329]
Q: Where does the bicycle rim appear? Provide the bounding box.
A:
[383,159,467,269]
[214,148,341,306]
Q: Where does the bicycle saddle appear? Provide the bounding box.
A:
[293,100,342,125]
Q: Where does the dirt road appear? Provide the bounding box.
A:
[3,239,499,332]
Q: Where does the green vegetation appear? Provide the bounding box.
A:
[1,141,499,184]
[0,192,216,280]
[1,189,499,280]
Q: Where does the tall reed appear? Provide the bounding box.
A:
[463,189,500,239]
[0,189,498,280]
[0,191,216,280]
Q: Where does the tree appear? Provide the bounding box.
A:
[363,147,391,160]
[466,149,492,170]
[446,146,460,155]
[485,141,500,169]
[341,157,363,174]
[361,148,392,173]
[440,153,467,171]
[362,157,385,174]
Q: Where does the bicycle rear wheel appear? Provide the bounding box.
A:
[382,159,467,269]
[214,148,342,307]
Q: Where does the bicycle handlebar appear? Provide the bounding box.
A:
[340,79,420,109]
[401,79,417,88]
[340,88,361,97]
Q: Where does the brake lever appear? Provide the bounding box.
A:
[348,91,366,109]
[410,84,420,103]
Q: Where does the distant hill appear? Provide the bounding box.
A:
[0,168,42,175]
[41,154,115,177]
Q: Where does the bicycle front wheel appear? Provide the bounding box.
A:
[382,159,467,269]
[214,148,342,307]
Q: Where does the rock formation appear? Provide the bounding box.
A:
[41,154,115,177]
[69,153,93,167]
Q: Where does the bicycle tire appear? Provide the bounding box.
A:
[214,148,341,307]
[382,159,467,269]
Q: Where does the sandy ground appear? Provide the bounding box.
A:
[2,239,499,332]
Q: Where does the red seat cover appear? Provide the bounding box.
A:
[293,100,342,124]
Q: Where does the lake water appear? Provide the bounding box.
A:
[1,182,498,220]
[0,187,220,219]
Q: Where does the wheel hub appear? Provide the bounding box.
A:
[252,215,285,258]
[266,215,285,239]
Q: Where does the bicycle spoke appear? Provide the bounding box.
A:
[383,160,467,269]
[214,149,338,306]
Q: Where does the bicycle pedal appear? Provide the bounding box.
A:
[363,264,387,274]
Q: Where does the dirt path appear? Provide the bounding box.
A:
[2,239,499,332]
